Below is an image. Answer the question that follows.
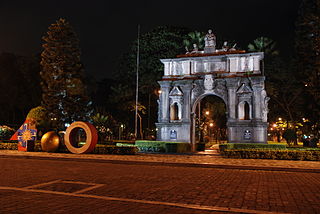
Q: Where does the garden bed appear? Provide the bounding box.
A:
[117,140,191,153]
[220,149,320,161]
[219,143,320,161]
[0,141,138,155]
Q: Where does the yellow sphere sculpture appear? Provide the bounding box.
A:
[41,131,60,152]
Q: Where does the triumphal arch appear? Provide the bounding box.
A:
[156,30,269,149]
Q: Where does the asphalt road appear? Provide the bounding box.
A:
[0,157,319,214]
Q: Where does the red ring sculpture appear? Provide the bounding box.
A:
[64,121,98,154]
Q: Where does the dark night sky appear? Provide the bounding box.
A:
[0,0,301,80]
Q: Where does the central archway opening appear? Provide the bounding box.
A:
[194,95,227,150]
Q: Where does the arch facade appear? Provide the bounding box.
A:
[156,52,269,150]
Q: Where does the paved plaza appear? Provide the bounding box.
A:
[0,150,319,213]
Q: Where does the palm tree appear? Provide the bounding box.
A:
[129,102,146,139]
[183,31,205,52]
[248,37,279,56]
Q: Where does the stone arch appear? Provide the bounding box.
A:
[156,51,268,150]
[192,92,227,114]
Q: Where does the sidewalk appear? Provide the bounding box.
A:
[1,149,319,173]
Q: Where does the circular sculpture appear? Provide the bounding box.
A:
[64,121,98,154]
[41,131,60,152]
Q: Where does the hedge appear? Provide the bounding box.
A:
[135,140,191,153]
[221,149,320,161]
[93,145,138,155]
[0,141,138,155]
[219,143,287,152]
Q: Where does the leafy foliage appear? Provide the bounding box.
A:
[108,26,189,132]
[0,53,41,125]
[282,129,298,145]
[0,125,16,140]
[40,18,92,130]
[248,37,279,55]
[183,31,205,52]
[294,0,320,136]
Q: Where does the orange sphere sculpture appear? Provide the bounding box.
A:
[64,121,98,154]
[41,131,60,152]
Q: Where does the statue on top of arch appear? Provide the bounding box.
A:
[204,29,216,53]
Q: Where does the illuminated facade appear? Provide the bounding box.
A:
[156,50,269,149]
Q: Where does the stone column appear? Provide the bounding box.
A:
[180,80,193,123]
[158,81,171,123]
[250,77,265,120]
[226,78,238,119]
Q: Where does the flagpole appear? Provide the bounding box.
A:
[135,24,140,139]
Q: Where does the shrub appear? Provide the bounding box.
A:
[219,143,286,152]
[135,140,167,152]
[135,140,191,153]
[282,129,297,145]
[93,145,138,155]
[0,125,16,140]
[221,149,320,161]
[0,141,138,155]
[0,142,18,150]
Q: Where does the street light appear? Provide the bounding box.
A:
[119,124,124,140]
[205,111,210,116]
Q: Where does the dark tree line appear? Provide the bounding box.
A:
[0,53,41,127]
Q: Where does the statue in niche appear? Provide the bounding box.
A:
[204,75,214,91]
[204,29,216,53]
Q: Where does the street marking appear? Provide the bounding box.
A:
[24,179,62,189]
[23,180,104,194]
[0,186,289,214]
[72,184,105,194]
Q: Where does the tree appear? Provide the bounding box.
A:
[108,26,189,132]
[40,18,91,130]
[129,102,146,139]
[266,58,304,124]
[183,31,205,52]
[0,53,41,125]
[294,0,320,137]
[248,37,279,56]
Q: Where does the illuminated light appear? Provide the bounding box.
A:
[158,90,162,94]
[209,123,214,127]
[278,117,282,121]
[65,123,70,127]
[205,111,210,115]
[305,83,308,87]
[270,128,273,130]
[273,124,277,127]
[267,133,271,136]
[120,124,124,128]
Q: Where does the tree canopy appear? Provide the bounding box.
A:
[40,18,91,130]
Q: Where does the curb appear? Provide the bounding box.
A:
[0,154,319,174]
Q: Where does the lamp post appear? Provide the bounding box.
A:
[119,124,124,140]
